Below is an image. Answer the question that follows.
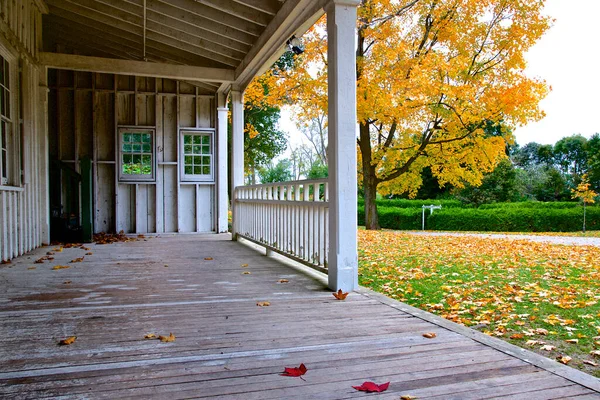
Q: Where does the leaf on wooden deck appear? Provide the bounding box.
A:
[280,363,307,377]
[159,333,175,342]
[278,279,289,283]
[583,360,599,366]
[27,267,36,270]
[352,381,390,392]
[85,252,93,256]
[144,333,156,339]
[58,336,77,346]
[52,265,70,270]
[34,258,46,264]
[557,355,572,365]
[204,257,213,261]
[63,281,72,284]
[53,247,63,252]
[46,251,55,255]
[164,264,169,268]
[333,289,348,300]
[422,332,437,339]
[241,263,249,267]
[0,260,11,265]
[400,396,417,400]
[242,271,251,275]
[257,301,270,307]
[70,257,84,263]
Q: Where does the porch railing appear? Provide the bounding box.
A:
[234,179,329,274]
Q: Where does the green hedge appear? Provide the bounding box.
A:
[358,203,600,232]
[478,202,584,210]
[358,198,465,209]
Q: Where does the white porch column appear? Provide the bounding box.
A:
[216,93,229,233]
[326,0,359,291]
[230,90,244,240]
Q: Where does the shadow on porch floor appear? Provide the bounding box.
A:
[0,234,598,399]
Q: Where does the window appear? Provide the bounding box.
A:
[181,130,214,182]
[118,128,155,182]
[0,55,11,185]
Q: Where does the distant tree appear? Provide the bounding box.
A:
[571,174,598,232]
[454,159,519,206]
[553,134,588,179]
[585,133,600,191]
[306,161,328,180]
[258,159,293,183]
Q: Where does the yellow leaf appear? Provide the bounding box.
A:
[278,279,289,283]
[85,252,93,256]
[422,332,437,339]
[401,396,417,400]
[557,355,572,365]
[257,301,271,307]
[242,271,251,275]
[59,336,77,346]
[565,339,579,344]
[159,333,175,342]
[590,350,600,357]
[144,333,156,339]
[204,257,213,261]
[241,263,249,267]
[70,257,84,263]
[52,265,70,270]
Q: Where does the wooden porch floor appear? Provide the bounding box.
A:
[0,235,598,399]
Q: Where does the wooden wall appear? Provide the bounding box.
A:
[48,70,217,234]
[0,0,49,262]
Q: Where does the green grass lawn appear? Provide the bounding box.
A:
[358,230,600,377]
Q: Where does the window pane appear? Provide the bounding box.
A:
[184,166,193,174]
[184,144,192,154]
[142,133,151,143]
[184,155,192,165]
[132,144,141,152]
[193,145,201,154]
[193,156,201,165]
[202,166,210,175]
[122,143,131,152]
[202,135,210,145]
[142,155,152,165]
[194,166,202,175]
[202,145,210,154]
[132,133,142,143]
[123,133,131,143]
[193,135,202,144]
[132,154,141,164]
[142,143,151,153]
[4,59,8,88]
[123,154,132,163]
[184,135,192,144]
[4,88,9,118]
[202,156,210,165]
[1,149,6,180]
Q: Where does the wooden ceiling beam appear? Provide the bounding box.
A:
[188,0,272,26]
[40,52,235,82]
[233,0,282,15]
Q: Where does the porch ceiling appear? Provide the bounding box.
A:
[42,0,326,92]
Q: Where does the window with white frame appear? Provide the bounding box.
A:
[0,54,12,186]
[118,128,155,182]
[181,130,214,182]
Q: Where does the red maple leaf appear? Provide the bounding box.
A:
[352,381,390,392]
[281,363,307,378]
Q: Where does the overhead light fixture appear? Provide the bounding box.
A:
[287,35,304,55]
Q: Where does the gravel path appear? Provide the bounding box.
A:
[405,231,600,247]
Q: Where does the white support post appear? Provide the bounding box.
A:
[326,0,360,291]
[230,90,244,240]
[217,92,229,233]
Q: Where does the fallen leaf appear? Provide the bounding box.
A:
[144,333,156,339]
[423,332,437,339]
[401,396,417,400]
[46,251,55,255]
[34,258,45,264]
[53,247,63,252]
[241,263,249,267]
[352,381,390,393]
[242,271,251,275]
[565,339,579,344]
[70,257,84,263]
[1,260,11,265]
[159,333,175,342]
[583,360,598,366]
[590,350,600,357]
[534,328,548,335]
[281,363,307,377]
[58,336,77,346]
[257,301,270,307]
[204,257,213,261]
[510,333,524,340]
[52,265,70,270]
[27,267,36,270]
[333,289,348,300]
[557,355,572,365]
[525,340,545,346]
[63,281,72,284]
[164,264,169,268]
[85,252,93,256]
[278,279,289,283]
[540,345,556,351]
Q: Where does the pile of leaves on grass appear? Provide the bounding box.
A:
[358,230,600,377]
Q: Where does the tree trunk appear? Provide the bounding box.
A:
[359,122,380,230]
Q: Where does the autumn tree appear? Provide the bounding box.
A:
[571,174,597,233]
[283,0,550,229]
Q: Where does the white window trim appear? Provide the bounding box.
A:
[118,127,156,183]
[180,129,215,183]
[0,38,18,187]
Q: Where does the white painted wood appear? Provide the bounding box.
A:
[230,90,244,240]
[40,53,235,83]
[216,93,229,233]
[233,179,329,273]
[326,0,360,291]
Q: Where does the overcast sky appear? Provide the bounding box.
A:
[280,0,600,152]
[514,0,600,145]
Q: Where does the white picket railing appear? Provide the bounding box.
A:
[234,179,329,273]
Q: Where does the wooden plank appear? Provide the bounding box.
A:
[40,53,235,83]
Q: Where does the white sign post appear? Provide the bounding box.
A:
[422,205,442,230]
